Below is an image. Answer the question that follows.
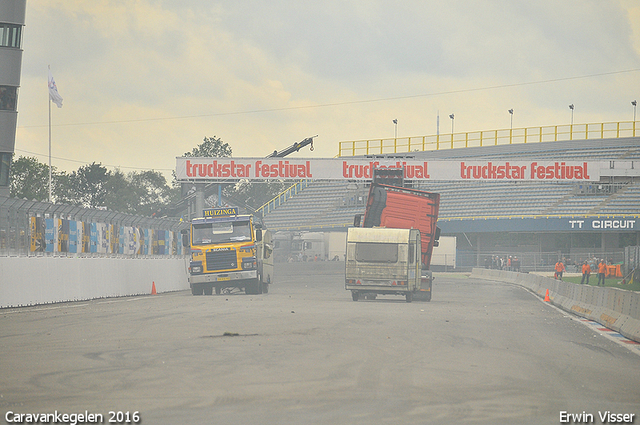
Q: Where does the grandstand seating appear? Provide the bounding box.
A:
[263,138,640,231]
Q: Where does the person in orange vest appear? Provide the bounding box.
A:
[597,259,607,286]
[554,260,566,280]
[580,261,591,285]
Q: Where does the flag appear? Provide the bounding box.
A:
[48,68,63,108]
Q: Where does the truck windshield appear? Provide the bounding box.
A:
[355,242,398,263]
[192,221,252,245]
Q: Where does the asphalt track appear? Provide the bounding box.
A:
[1,263,639,425]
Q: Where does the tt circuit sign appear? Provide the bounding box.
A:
[569,219,637,231]
[438,217,638,234]
[176,158,601,182]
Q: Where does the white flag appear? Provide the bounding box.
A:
[48,69,63,108]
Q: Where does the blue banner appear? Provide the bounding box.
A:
[45,218,55,253]
[90,223,98,253]
[69,220,78,253]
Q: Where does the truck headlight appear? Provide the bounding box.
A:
[242,258,257,270]
[190,262,203,274]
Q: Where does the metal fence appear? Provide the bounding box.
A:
[0,196,188,257]
[624,246,640,281]
[456,249,626,273]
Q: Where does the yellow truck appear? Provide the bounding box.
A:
[184,207,274,295]
[345,227,430,302]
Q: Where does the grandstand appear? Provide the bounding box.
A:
[263,137,640,230]
[262,137,640,269]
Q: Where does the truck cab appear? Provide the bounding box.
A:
[185,207,273,295]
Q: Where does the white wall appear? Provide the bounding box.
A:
[432,236,456,267]
[0,257,190,308]
[326,232,347,260]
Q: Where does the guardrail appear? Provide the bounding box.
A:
[338,120,638,157]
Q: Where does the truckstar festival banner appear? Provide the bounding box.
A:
[175,157,601,182]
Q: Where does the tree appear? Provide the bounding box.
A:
[9,155,69,202]
[105,169,179,216]
[226,180,288,212]
[9,156,51,201]
[183,136,232,158]
[8,156,179,217]
[69,162,111,208]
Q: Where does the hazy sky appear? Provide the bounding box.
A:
[15,0,640,180]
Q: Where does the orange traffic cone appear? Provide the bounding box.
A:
[544,289,550,302]
[151,281,157,295]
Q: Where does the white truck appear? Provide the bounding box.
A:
[345,227,431,302]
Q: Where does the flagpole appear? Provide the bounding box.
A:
[48,66,52,203]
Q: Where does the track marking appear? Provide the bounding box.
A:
[577,318,640,353]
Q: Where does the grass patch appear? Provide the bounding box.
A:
[561,275,640,291]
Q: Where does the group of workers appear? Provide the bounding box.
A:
[554,258,608,286]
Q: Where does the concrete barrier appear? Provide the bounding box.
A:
[471,268,640,343]
[0,256,190,308]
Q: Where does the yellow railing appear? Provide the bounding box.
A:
[256,180,310,216]
[338,120,638,157]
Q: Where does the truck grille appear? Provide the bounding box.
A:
[206,250,237,271]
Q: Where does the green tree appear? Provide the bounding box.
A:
[183,136,232,158]
[9,155,70,202]
[10,156,51,201]
[226,180,288,212]
[105,169,179,216]
[69,162,111,208]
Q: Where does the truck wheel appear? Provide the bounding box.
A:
[204,286,213,295]
[215,286,222,295]
[191,285,204,296]
[405,292,413,303]
[351,291,359,301]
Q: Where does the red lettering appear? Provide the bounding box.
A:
[565,166,573,179]
[583,162,590,180]
[545,165,553,179]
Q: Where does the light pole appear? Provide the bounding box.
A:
[393,119,398,139]
[508,109,514,143]
[449,114,454,134]
[569,104,574,125]
[569,104,575,140]
[633,100,637,137]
